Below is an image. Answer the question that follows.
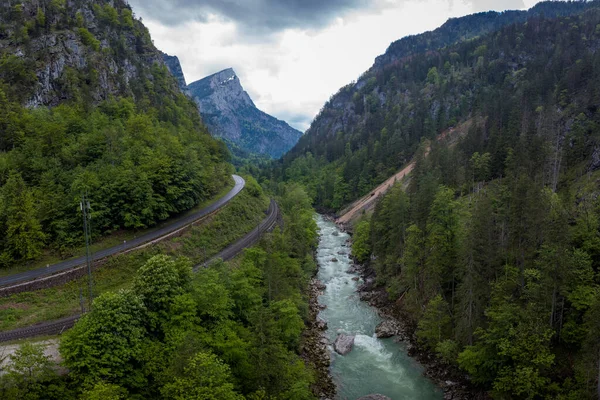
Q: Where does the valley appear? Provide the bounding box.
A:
[1,0,600,399]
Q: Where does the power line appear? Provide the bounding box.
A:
[80,193,94,311]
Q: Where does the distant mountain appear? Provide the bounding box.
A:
[187,69,302,159]
[279,0,600,209]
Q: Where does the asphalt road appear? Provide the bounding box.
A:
[0,197,280,343]
[0,175,245,288]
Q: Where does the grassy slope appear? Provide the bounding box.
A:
[0,188,269,331]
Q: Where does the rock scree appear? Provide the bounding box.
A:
[375,320,402,339]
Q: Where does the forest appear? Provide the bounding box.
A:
[0,0,232,266]
[2,0,600,399]
[335,10,600,400]
[269,2,600,212]
[0,183,319,399]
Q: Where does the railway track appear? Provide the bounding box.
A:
[0,176,245,297]
[195,199,280,270]
[0,199,280,343]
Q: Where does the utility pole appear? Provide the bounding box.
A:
[81,193,94,311]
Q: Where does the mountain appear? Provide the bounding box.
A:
[277,0,600,210]
[0,0,231,263]
[267,2,600,398]
[161,52,189,95]
[187,68,302,159]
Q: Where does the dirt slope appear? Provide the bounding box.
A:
[336,119,477,227]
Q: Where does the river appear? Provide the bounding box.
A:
[316,215,443,400]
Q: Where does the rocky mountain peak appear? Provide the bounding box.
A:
[188,68,255,110]
[185,68,301,158]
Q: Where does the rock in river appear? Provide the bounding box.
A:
[357,395,392,400]
[334,334,355,355]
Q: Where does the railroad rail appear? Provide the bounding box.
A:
[0,199,281,343]
[0,175,245,297]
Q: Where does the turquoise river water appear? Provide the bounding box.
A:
[316,215,443,400]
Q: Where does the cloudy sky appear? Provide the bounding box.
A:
[129,0,543,131]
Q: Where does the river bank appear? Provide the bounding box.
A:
[301,276,336,399]
[350,247,490,400]
[315,215,442,399]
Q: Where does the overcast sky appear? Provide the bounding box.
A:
[129,0,543,131]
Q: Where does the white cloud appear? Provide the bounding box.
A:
[138,0,542,132]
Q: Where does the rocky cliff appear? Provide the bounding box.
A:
[187,68,302,159]
[162,52,189,95]
[0,0,231,259]
[0,0,186,107]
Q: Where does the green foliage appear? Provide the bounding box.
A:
[469,152,491,183]
[52,186,317,398]
[60,290,147,388]
[81,382,127,400]
[77,28,100,51]
[161,352,243,400]
[0,98,231,265]
[0,343,57,400]
[265,7,600,397]
[133,255,193,333]
[427,66,440,85]
[271,3,600,216]
[120,9,134,29]
[352,220,372,263]
[3,171,46,261]
[0,0,233,268]
[435,339,460,365]
[417,294,452,350]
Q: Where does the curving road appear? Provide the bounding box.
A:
[195,199,280,270]
[0,198,280,343]
[0,175,245,288]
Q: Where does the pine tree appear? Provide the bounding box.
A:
[3,172,46,260]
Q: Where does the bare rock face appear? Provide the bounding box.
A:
[357,395,391,400]
[375,320,401,338]
[187,68,302,158]
[1,1,175,109]
[334,334,355,355]
[162,52,190,96]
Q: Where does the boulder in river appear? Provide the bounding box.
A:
[334,334,355,355]
[331,258,339,262]
[357,395,392,400]
[332,231,339,236]
[375,320,401,338]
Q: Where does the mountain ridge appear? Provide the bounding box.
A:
[187,67,302,159]
[159,58,303,159]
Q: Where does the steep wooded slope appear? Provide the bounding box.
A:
[272,0,600,211]
[265,2,600,398]
[0,0,231,265]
